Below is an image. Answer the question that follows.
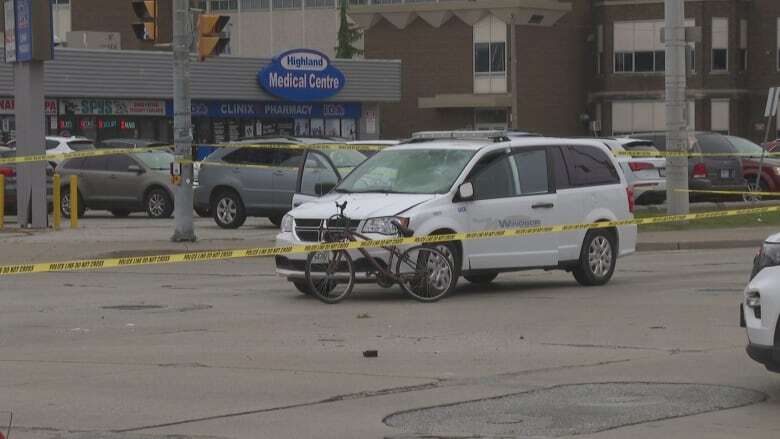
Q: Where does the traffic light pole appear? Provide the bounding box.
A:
[171,0,197,242]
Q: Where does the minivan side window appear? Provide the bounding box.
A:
[45,140,59,150]
[563,145,620,187]
[473,155,516,200]
[300,153,338,196]
[81,156,108,171]
[549,146,571,190]
[510,149,550,195]
[106,155,136,172]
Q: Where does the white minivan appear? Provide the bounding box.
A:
[276,133,637,295]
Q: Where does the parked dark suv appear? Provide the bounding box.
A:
[629,132,746,199]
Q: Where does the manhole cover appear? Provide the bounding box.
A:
[384,383,765,438]
[101,305,166,311]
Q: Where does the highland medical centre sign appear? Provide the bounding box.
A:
[258,49,346,102]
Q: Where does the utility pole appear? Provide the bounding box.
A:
[171,0,196,242]
[664,0,689,215]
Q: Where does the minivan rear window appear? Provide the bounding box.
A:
[563,145,620,187]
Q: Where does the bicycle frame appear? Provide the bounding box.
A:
[317,216,411,284]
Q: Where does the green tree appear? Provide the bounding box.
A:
[335,0,363,59]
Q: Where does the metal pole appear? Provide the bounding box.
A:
[53,173,60,229]
[14,61,47,229]
[0,174,4,230]
[171,0,196,242]
[510,14,518,129]
[664,0,689,215]
[69,175,78,229]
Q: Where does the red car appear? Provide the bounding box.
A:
[728,135,780,193]
[762,138,780,152]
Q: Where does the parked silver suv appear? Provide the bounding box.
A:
[194,138,367,229]
[58,151,176,218]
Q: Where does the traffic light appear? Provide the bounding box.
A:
[197,14,230,61]
[131,0,157,41]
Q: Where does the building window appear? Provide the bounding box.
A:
[241,0,269,9]
[611,101,695,135]
[473,15,507,94]
[711,18,728,72]
[738,19,748,71]
[482,43,506,72]
[710,99,730,134]
[272,0,302,9]
[304,0,335,7]
[614,20,694,74]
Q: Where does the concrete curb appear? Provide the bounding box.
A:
[637,239,763,252]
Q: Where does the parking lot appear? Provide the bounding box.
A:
[1,213,779,438]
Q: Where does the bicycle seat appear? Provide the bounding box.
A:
[392,219,414,238]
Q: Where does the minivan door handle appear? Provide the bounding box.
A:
[532,202,554,209]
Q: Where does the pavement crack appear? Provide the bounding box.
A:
[539,342,704,354]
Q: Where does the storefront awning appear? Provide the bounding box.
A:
[418,93,512,109]
[348,0,571,30]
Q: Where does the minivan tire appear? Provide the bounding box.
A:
[573,229,617,286]
[212,190,246,229]
[292,280,313,295]
[145,188,174,219]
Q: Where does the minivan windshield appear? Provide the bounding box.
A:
[335,148,476,194]
[726,135,765,156]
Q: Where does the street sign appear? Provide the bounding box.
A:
[14,0,33,62]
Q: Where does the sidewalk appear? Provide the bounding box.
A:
[637,226,775,252]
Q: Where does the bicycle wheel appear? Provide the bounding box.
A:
[305,250,355,304]
[395,246,455,302]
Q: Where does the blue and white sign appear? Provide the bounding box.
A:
[13,0,32,62]
[165,101,362,120]
[258,49,346,102]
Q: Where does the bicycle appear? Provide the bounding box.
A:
[304,201,455,304]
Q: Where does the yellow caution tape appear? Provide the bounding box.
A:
[675,189,780,197]
[614,150,780,158]
[206,142,388,152]
[0,205,777,276]
[0,146,171,165]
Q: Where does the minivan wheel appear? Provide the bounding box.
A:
[292,280,313,295]
[145,188,173,219]
[60,189,86,218]
[743,179,769,203]
[213,190,246,229]
[573,229,617,286]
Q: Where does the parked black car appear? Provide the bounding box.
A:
[628,131,746,200]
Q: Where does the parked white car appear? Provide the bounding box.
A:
[276,132,637,295]
[8,136,96,167]
[742,233,780,373]
[592,138,666,204]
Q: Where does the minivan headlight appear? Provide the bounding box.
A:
[362,216,408,235]
[281,214,294,233]
[751,242,780,279]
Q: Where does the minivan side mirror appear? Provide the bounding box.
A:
[458,182,474,201]
[127,165,144,174]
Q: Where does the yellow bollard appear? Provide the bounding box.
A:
[0,174,4,230]
[69,175,78,229]
[52,174,61,230]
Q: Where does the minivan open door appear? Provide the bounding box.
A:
[292,151,340,209]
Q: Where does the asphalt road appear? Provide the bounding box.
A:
[1,227,779,439]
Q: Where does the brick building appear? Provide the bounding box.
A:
[351,0,780,142]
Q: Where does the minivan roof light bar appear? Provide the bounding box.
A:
[411,130,510,143]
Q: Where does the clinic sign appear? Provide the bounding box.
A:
[258,49,346,102]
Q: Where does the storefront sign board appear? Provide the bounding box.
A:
[258,49,346,102]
